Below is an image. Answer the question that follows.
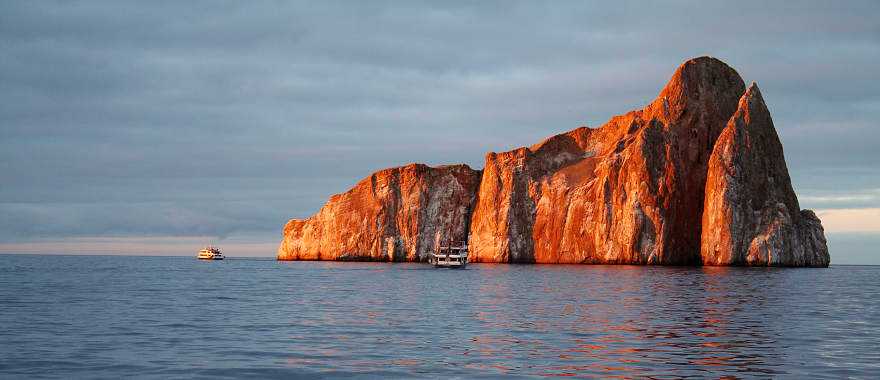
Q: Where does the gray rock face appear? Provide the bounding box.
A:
[700,84,830,266]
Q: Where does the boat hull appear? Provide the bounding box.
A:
[433,262,466,269]
[430,253,468,269]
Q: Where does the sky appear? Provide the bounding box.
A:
[1,1,878,263]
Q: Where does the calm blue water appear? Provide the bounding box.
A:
[0,254,878,379]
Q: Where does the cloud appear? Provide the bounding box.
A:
[815,208,880,233]
[799,188,880,210]
[0,236,278,257]
[1,1,879,263]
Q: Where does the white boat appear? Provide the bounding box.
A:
[430,242,468,268]
[197,246,224,260]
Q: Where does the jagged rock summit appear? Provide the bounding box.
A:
[701,84,829,266]
[278,57,830,267]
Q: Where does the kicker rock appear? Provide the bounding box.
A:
[701,84,830,266]
[277,56,830,266]
[468,57,745,263]
[277,163,481,261]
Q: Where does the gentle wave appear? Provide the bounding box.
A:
[1,255,878,378]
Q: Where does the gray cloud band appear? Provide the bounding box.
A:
[1,1,878,244]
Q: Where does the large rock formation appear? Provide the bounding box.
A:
[277,57,830,267]
[277,163,481,261]
[701,84,830,266]
[469,57,745,264]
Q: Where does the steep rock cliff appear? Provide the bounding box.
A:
[277,163,481,261]
[700,84,830,266]
[469,57,745,264]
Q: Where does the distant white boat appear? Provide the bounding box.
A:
[197,246,224,260]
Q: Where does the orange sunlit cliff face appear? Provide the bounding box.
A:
[278,164,481,262]
[277,57,830,267]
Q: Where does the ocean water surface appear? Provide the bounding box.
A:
[0,254,878,379]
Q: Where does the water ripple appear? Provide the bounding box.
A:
[0,255,878,378]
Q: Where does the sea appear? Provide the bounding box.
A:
[1,254,878,379]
